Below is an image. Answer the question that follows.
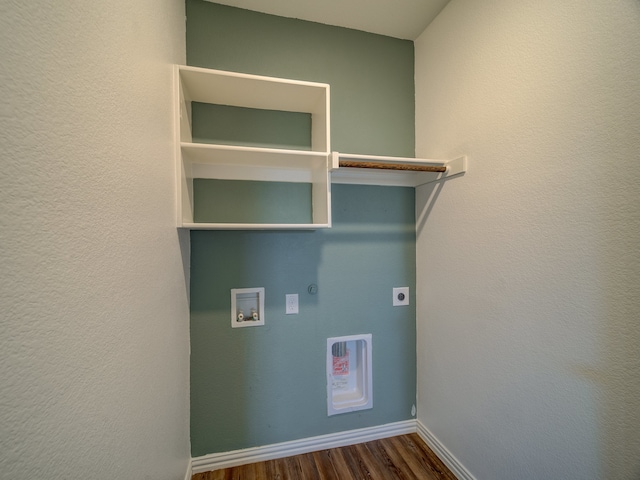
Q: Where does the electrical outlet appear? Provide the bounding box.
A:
[286,294,299,314]
[393,287,410,306]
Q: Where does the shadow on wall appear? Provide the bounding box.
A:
[178,228,191,303]
[189,229,324,454]
[599,162,640,479]
[416,181,446,236]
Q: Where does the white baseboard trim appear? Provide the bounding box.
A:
[416,420,476,480]
[183,459,192,480]
[191,419,416,474]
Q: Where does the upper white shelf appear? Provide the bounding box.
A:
[179,65,329,112]
[331,152,467,187]
[178,65,330,152]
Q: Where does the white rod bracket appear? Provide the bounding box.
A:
[444,156,467,177]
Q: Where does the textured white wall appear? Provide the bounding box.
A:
[415,1,640,479]
[0,2,190,479]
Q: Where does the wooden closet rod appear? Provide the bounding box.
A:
[338,160,447,173]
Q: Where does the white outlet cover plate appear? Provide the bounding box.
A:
[286,294,299,314]
[393,287,409,306]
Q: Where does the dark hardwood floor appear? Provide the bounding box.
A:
[192,433,457,480]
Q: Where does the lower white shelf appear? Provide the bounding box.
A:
[182,143,328,182]
[177,143,331,229]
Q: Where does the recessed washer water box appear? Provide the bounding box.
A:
[231,287,264,328]
[326,334,372,416]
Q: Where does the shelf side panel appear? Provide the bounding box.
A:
[311,85,330,152]
[175,65,193,226]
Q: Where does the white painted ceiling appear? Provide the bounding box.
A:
[205,0,451,40]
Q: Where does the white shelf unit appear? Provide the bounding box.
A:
[175,65,331,229]
[330,152,467,187]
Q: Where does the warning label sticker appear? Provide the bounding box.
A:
[332,354,349,376]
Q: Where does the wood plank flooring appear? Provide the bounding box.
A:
[192,433,457,480]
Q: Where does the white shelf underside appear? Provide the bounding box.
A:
[182,223,330,230]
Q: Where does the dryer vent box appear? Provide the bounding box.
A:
[327,334,372,416]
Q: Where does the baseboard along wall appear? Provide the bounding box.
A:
[191,420,414,473]
[191,419,475,478]
[416,421,477,480]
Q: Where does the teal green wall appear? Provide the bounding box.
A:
[190,185,416,455]
[191,103,312,150]
[193,179,313,224]
[187,0,417,456]
[186,0,415,157]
